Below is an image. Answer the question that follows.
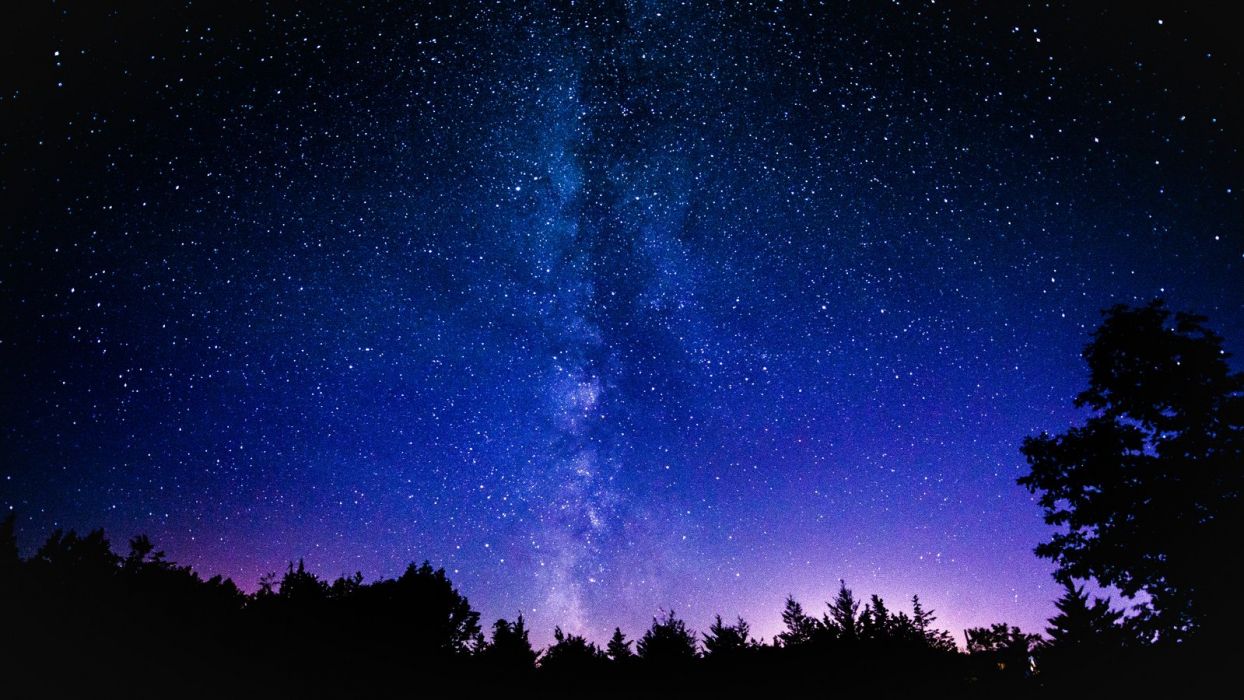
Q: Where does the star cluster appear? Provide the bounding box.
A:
[2,1,1240,643]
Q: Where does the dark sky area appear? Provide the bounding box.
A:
[2,1,1240,644]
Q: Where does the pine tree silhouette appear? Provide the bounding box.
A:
[777,595,820,647]
[911,594,956,651]
[606,627,635,662]
[825,580,861,641]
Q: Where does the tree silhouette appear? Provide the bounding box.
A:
[256,570,279,597]
[541,626,608,677]
[702,615,754,658]
[124,534,161,568]
[34,528,119,575]
[860,594,893,641]
[824,580,861,641]
[777,595,820,647]
[637,610,698,667]
[380,561,483,657]
[279,558,328,604]
[481,615,538,675]
[1043,581,1129,649]
[965,623,1038,654]
[1018,300,1244,644]
[606,627,635,662]
[911,594,957,652]
[965,623,1039,678]
[329,571,365,599]
[1038,582,1138,689]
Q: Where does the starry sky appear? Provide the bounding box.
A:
[2,1,1241,644]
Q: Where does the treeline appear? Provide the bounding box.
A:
[0,515,1198,697]
[4,301,1234,695]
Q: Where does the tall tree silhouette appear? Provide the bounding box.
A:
[1018,300,1244,643]
[824,580,861,641]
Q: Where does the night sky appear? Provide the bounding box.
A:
[2,2,1241,644]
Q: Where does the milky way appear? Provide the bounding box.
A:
[2,2,1240,643]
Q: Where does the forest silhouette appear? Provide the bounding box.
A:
[1,301,1238,696]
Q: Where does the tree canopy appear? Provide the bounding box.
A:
[1018,300,1244,643]
[636,610,699,667]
